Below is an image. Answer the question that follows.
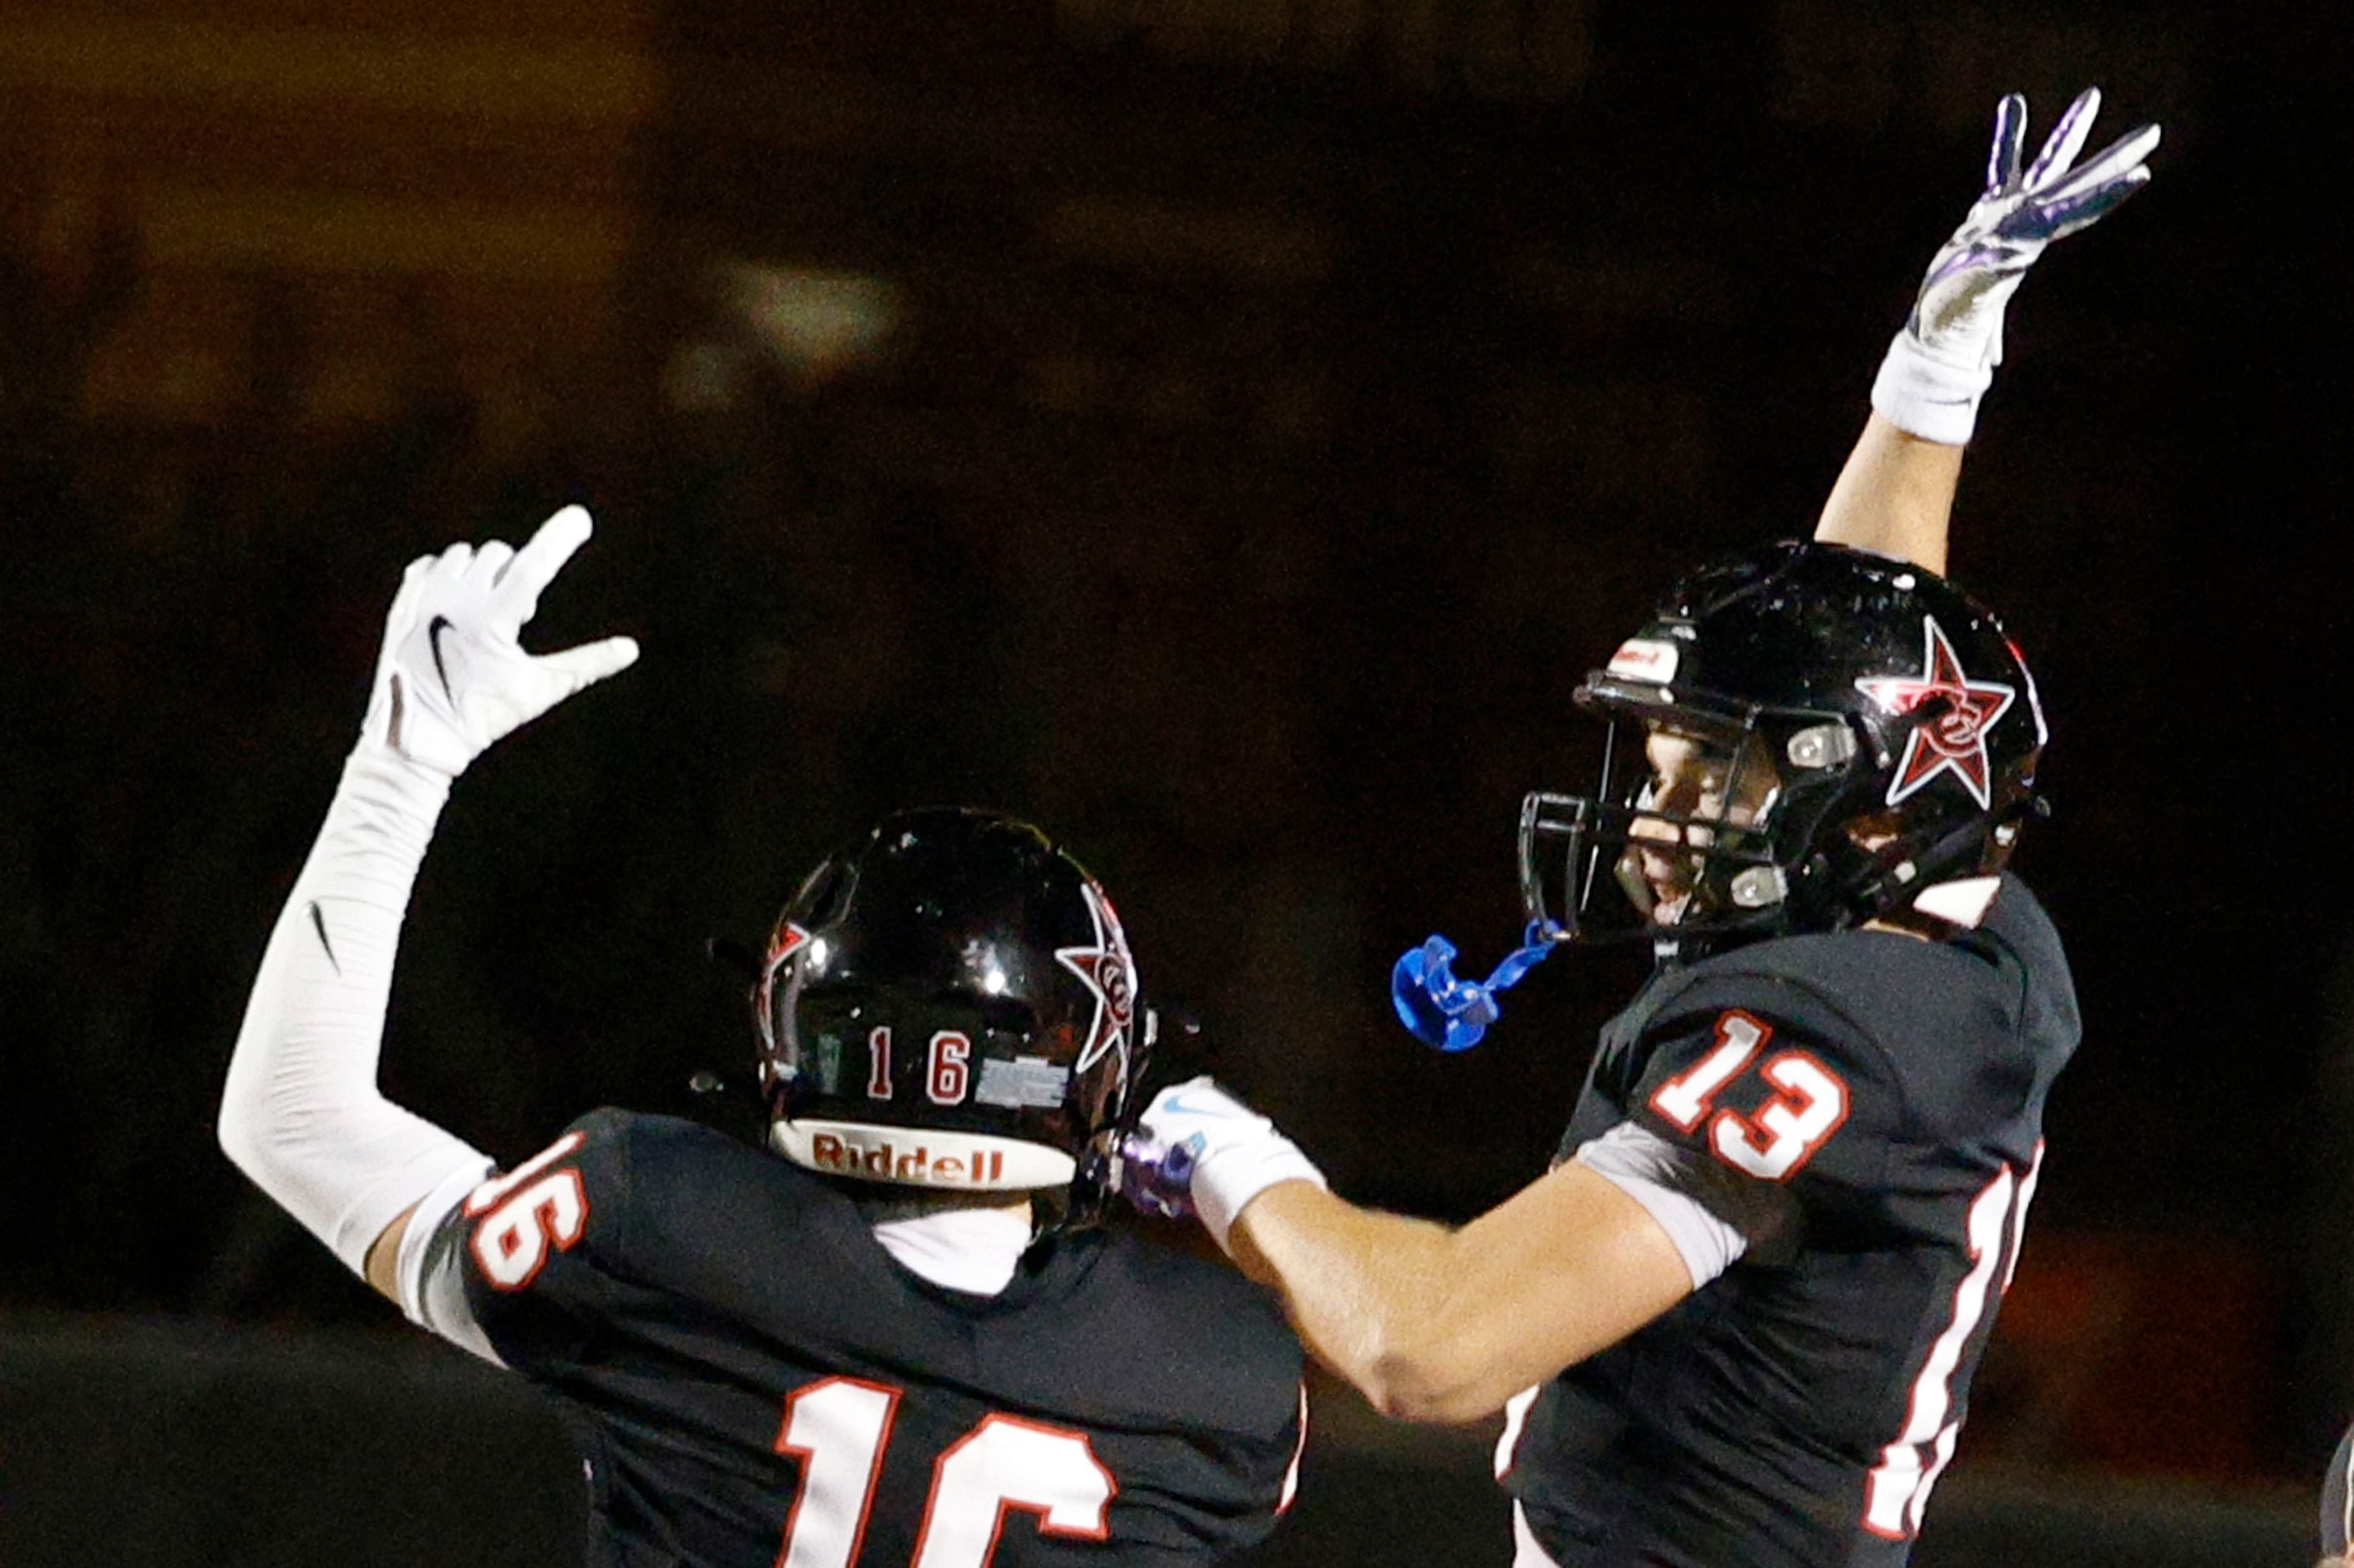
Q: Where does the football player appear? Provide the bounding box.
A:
[2321,1421,2352,1568]
[217,509,1305,1564]
[1119,88,2156,1566]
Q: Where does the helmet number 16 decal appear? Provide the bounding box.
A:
[861,1028,977,1106]
[928,1032,971,1105]
[1648,1011,1851,1181]
[775,1377,1114,1568]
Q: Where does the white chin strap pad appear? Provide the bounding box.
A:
[772,1120,1076,1191]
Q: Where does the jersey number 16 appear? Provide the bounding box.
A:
[777,1377,1114,1568]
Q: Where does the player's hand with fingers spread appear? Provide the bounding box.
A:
[1873,86,2159,443]
[360,505,640,780]
[1118,1075,1326,1250]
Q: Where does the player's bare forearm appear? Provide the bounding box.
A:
[1810,412,1963,574]
[1224,1185,1465,1418]
[1226,1163,1692,1424]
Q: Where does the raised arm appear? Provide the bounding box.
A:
[1813,416,1965,575]
[1815,87,2159,571]
[217,507,637,1309]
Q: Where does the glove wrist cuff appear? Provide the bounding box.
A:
[1195,1141,1328,1252]
[1870,331,1993,446]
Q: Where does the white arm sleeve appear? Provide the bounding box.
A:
[1573,1120,1803,1289]
[217,749,494,1278]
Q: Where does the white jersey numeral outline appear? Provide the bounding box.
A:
[1860,1144,2043,1540]
[1649,1012,1764,1130]
[773,1380,1115,1568]
[1709,1050,1850,1181]
[1647,1011,1850,1181]
[911,1414,1116,1566]
[778,1379,903,1568]
[464,1130,590,1292]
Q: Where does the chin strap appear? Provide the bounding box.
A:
[1390,923,1561,1053]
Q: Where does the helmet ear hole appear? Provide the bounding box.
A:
[1784,722,1855,771]
[1729,866,1788,909]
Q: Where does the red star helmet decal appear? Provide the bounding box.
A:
[1853,616,2017,809]
[1056,882,1137,1080]
[755,921,813,1053]
[765,921,813,971]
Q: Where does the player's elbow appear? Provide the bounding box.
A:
[216,1044,292,1195]
[216,1087,286,1200]
[1357,1328,1516,1424]
[216,1077,260,1179]
[1361,1370,1486,1424]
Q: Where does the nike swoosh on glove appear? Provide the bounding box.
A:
[359,505,640,780]
[1873,86,2159,443]
[1118,1075,1326,1251]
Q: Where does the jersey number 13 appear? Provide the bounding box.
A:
[1648,1009,1850,1181]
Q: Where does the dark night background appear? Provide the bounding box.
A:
[3,0,2350,1560]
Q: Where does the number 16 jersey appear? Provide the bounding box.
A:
[421,1110,1306,1568]
[1503,874,2079,1567]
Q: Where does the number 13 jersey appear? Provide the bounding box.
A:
[1503,873,2079,1567]
[420,1110,1305,1568]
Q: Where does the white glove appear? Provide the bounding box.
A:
[1872,86,2159,444]
[1121,1075,1327,1251]
[358,505,640,779]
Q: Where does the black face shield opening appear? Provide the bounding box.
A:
[1520,707,1791,950]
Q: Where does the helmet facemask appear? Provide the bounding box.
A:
[1522,702,1838,953]
[1524,687,2034,959]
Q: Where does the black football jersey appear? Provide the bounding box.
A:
[436,1110,1304,1568]
[1502,875,2078,1567]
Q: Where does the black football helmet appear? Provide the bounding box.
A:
[755,807,1147,1211]
[1521,540,2046,953]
